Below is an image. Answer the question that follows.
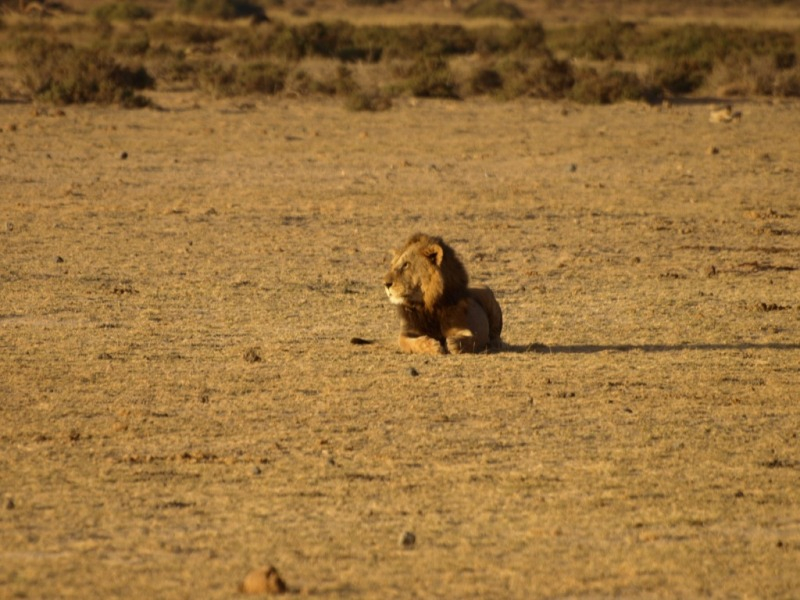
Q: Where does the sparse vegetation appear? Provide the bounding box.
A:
[91,2,153,22]
[177,0,267,20]
[464,0,525,21]
[2,4,799,108]
[15,37,153,106]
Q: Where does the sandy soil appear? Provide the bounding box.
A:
[1,93,799,598]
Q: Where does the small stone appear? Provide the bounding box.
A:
[566,163,577,173]
[251,466,262,476]
[240,565,287,594]
[55,256,64,263]
[399,531,416,548]
[243,348,262,363]
[707,146,720,155]
[706,265,717,277]
[5,497,14,510]
[120,151,128,160]
[408,367,419,377]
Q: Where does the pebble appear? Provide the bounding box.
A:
[408,367,419,377]
[399,531,416,548]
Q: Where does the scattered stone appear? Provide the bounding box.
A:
[6,222,13,232]
[243,348,262,363]
[408,367,419,377]
[350,337,374,345]
[734,490,745,498]
[706,265,717,277]
[5,497,14,510]
[709,105,742,123]
[566,163,577,173]
[240,565,287,594]
[120,151,128,160]
[55,256,64,263]
[399,531,416,548]
[251,466,262,476]
[706,146,719,155]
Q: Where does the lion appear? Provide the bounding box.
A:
[383,233,503,354]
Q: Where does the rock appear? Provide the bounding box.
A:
[399,531,416,548]
[240,565,287,594]
[243,348,262,363]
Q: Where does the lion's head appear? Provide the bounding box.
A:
[383,233,469,311]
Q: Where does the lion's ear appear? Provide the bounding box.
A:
[422,243,444,266]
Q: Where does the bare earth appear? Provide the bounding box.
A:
[1,93,799,598]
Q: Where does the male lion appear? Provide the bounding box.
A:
[384,233,503,354]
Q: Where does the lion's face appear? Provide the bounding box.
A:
[384,233,468,311]
[383,237,442,307]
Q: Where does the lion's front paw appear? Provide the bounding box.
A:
[399,334,445,355]
[446,333,480,354]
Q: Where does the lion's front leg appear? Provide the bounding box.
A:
[399,333,445,355]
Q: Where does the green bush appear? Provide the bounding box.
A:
[15,38,153,106]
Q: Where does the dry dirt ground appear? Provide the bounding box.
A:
[1,93,799,598]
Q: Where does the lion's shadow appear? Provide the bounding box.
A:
[501,342,800,354]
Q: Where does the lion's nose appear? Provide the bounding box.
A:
[384,282,392,289]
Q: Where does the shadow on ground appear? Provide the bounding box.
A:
[505,342,800,354]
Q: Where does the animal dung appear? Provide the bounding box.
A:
[239,565,287,594]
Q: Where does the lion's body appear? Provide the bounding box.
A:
[384,233,503,354]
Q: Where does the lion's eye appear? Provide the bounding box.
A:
[400,262,409,271]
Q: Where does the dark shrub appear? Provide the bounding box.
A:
[464,0,525,20]
[569,19,636,60]
[405,55,460,99]
[569,68,657,104]
[650,59,709,94]
[177,0,266,20]
[498,55,574,99]
[92,2,153,21]
[469,67,503,94]
[16,38,153,106]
